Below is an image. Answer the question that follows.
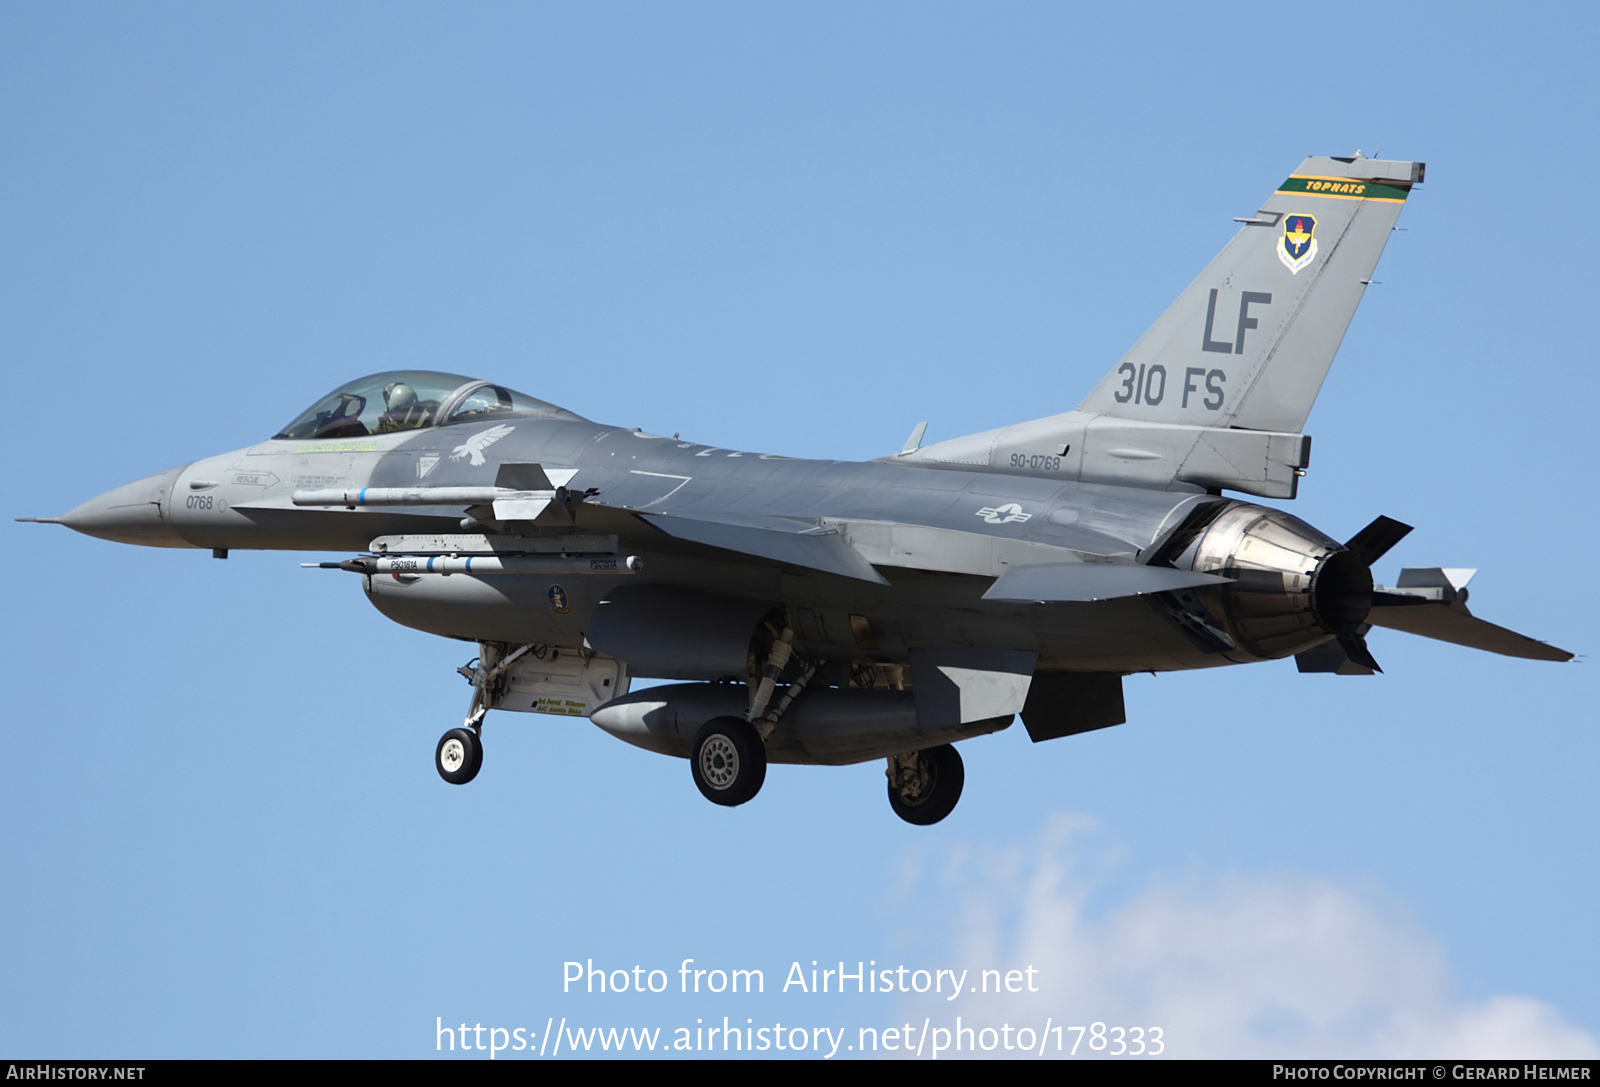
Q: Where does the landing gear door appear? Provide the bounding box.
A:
[494,648,630,717]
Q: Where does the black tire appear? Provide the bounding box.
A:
[436,727,483,785]
[690,716,767,807]
[887,744,964,825]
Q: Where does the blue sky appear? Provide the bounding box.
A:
[3,2,1595,1059]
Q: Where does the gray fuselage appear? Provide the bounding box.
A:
[97,410,1255,677]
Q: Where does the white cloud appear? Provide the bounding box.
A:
[894,814,1599,1059]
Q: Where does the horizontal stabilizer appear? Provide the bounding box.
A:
[1363,598,1574,659]
[1370,570,1570,661]
[642,512,889,584]
[982,562,1231,602]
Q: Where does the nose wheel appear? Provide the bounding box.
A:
[436,727,483,785]
[887,744,964,825]
[691,717,767,806]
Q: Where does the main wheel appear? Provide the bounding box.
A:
[436,727,483,785]
[690,717,767,807]
[887,744,964,825]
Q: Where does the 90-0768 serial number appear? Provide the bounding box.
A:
[1009,454,1063,471]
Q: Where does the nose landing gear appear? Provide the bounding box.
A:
[432,642,543,786]
[436,727,483,785]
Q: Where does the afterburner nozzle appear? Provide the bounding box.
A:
[1187,504,1374,661]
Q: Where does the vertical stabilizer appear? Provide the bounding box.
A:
[1076,153,1424,433]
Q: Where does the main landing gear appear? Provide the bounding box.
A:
[690,717,767,806]
[687,620,813,809]
[430,624,969,824]
[886,744,964,826]
[679,619,969,824]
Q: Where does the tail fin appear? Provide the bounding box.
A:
[1076,153,1424,433]
[899,154,1424,499]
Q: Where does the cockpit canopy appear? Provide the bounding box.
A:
[273,371,581,441]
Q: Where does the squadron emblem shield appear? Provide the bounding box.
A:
[1278,214,1318,274]
[548,584,570,614]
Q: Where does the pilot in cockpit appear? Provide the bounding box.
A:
[272,371,580,443]
[375,381,432,433]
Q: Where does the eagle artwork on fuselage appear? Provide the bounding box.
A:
[26,153,1572,825]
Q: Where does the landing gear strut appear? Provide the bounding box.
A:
[887,744,964,825]
[687,617,819,809]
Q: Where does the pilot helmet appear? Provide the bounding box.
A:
[384,382,418,411]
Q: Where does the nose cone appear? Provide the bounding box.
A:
[58,464,191,547]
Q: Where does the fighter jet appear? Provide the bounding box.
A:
[26,152,1571,825]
